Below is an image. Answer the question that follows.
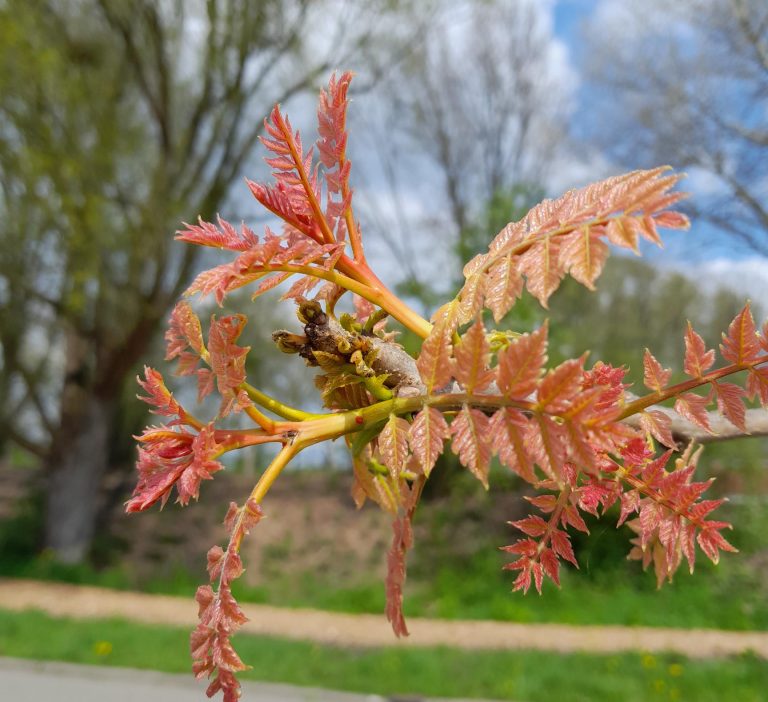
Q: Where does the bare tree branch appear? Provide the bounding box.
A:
[623,404,768,444]
[7,428,48,459]
[585,0,768,257]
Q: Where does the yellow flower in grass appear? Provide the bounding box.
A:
[93,640,113,657]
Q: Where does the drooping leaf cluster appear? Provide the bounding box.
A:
[125,73,768,701]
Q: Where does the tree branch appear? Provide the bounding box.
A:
[96,0,171,153]
[290,315,768,447]
[623,404,768,444]
[17,363,56,437]
[7,427,47,458]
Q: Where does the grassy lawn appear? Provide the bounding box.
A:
[1,608,766,702]
[5,532,766,632]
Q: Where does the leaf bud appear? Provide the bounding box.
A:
[297,299,325,325]
[272,330,307,354]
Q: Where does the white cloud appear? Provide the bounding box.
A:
[685,167,729,198]
[666,256,768,309]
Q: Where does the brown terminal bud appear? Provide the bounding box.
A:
[297,300,326,326]
[272,330,307,354]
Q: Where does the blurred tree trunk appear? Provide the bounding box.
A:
[45,389,114,563]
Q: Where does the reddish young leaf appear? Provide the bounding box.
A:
[385,515,413,637]
[605,217,639,252]
[496,322,549,399]
[561,387,609,428]
[206,546,245,589]
[197,368,215,402]
[416,302,458,393]
[720,303,762,365]
[176,425,225,505]
[525,494,558,513]
[639,502,663,549]
[527,415,566,481]
[519,235,565,307]
[450,405,492,488]
[459,168,688,318]
[653,210,690,230]
[125,435,192,513]
[683,322,715,378]
[746,366,768,406]
[501,538,538,558]
[457,268,487,324]
[536,358,584,413]
[484,252,524,322]
[490,409,536,482]
[126,423,225,513]
[697,524,738,565]
[224,499,263,543]
[551,529,578,567]
[680,522,697,574]
[712,381,747,431]
[674,393,712,432]
[208,314,251,415]
[507,559,533,594]
[177,215,259,251]
[316,72,352,173]
[510,515,548,537]
[350,453,375,510]
[562,419,597,474]
[379,415,411,480]
[452,319,495,394]
[563,504,589,534]
[559,226,609,290]
[631,215,663,246]
[408,407,450,477]
[352,452,400,515]
[165,300,206,362]
[617,490,641,527]
[540,548,561,586]
[642,348,671,393]
[137,367,184,419]
[763,320,768,353]
[639,410,677,449]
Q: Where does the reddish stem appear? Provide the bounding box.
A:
[618,358,768,420]
[275,111,337,246]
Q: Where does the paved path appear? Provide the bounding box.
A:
[1,578,767,660]
[1,657,476,702]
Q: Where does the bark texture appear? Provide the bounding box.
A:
[43,328,116,563]
[44,394,114,563]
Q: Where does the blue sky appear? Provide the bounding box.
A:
[553,0,592,41]
[548,0,766,268]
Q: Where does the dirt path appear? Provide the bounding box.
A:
[1,578,766,660]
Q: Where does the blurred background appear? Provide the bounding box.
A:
[1,1,767,701]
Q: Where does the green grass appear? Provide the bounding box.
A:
[1,608,766,702]
[404,549,768,630]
